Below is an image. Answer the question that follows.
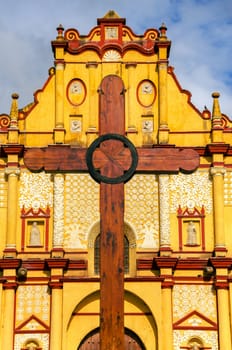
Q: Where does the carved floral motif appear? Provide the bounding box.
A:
[125,174,159,248]
[19,172,53,210]
[170,171,212,214]
[64,174,100,248]
[173,285,216,320]
[159,175,170,246]
[53,174,64,247]
[16,285,50,324]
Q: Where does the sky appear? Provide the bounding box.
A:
[0,0,231,117]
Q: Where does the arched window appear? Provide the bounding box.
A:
[94,234,129,275]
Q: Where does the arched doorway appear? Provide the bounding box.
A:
[78,328,145,350]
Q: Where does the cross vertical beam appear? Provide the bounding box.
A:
[100,182,124,349]
[98,75,126,349]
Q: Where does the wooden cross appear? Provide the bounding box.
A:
[24,75,199,350]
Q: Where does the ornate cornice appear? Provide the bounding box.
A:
[45,258,69,269]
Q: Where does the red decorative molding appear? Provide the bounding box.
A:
[15,314,49,332]
[48,281,63,289]
[2,144,24,156]
[21,259,45,270]
[68,260,87,270]
[136,259,153,270]
[175,258,208,270]
[209,257,232,269]
[62,25,159,58]
[0,258,21,269]
[45,258,69,269]
[206,143,230,155]
[153,257,178,269]
[3,282,18,290]
[173,310,217,331]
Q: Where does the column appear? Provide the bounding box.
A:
[210,259,232,350]
[159,175,171,254]
[54,60,65,144]
[86,62,98,145]
[4,168,20,257]
[52,24,66,144]
[156,24,170,144]
[155,258,177,350]
[216,285,232,349]
[162,285,173,350]
[125,62,137,131]
[1,283,17,349]
[0,259,20,350]
[210,167,226,255]
[52,174,64,257]
[47,259,68,350]
[49,282,63,350]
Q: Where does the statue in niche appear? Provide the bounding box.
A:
[186,221,197,245]
[29,222,41,246]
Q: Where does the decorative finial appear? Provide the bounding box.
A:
[9,93,19,128]
[159,23,167,39]
[56,24,64,40]
[211,92,222,128]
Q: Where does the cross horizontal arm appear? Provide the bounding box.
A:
[136,147,199,173]
[24,146,199,173]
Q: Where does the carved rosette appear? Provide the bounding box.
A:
[53,174,64,247]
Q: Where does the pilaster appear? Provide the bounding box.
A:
[159,174,172,254]
[52,174,65,257]
[154,257,177,350]
[210,166,226,255]
[210,258,232,350]
[53,25,66,144]
[125,62,137,131]
[4,164,21,257]
[0,259,20,350]
[47,258,68,350]
[155,24,171,144]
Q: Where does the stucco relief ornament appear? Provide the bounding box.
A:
[170,171,212,214]
[19,172,53,210]
[53,174,64,247]
[103,49,121,61]
[139,223,158,248]
[64,223,86,248]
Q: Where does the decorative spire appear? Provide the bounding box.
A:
[9,93,19,128]
[56,24,64,40]
[159,23,167,40]
[211,92,222,129]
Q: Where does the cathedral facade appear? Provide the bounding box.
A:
[0,11,232,350]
